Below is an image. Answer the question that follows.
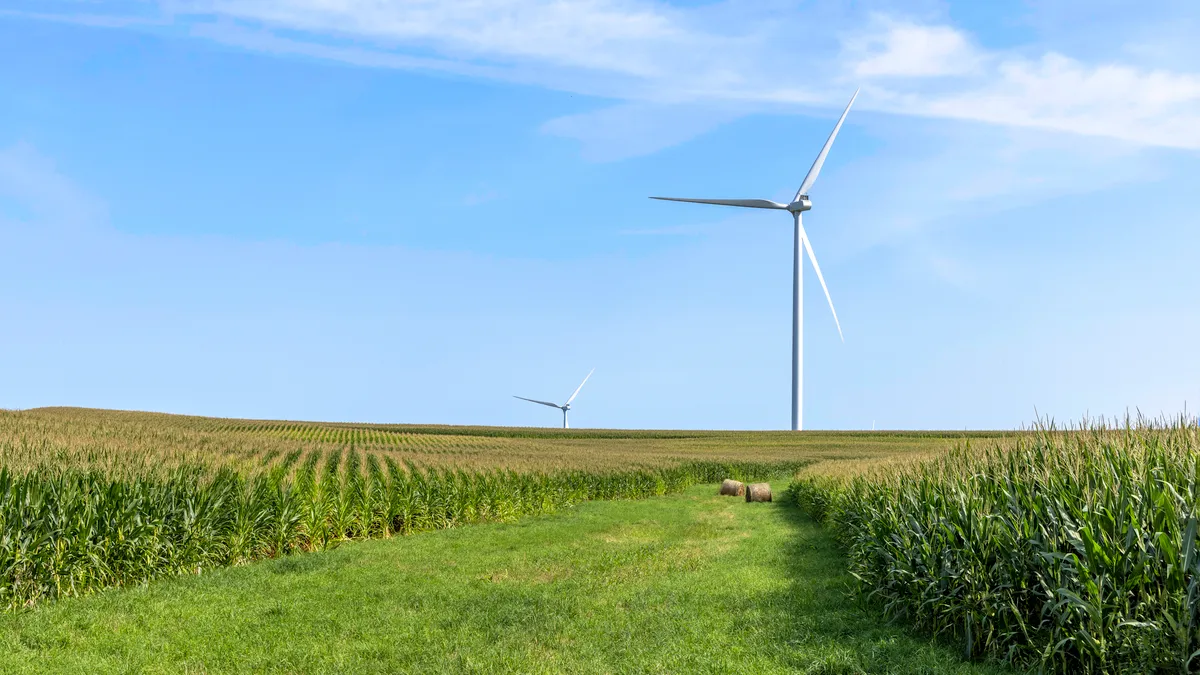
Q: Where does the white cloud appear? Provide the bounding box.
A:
[188,20,504,78]
[897,53,1200,149]
[13,1,1200,154]
[185,0,698,76]
[169,3,1200,153]
[177,0,780,124]
[804,117,1164,261]
[849,19,981,77]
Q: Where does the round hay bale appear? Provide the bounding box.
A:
[719,479,745,497]
[745,483,772,502]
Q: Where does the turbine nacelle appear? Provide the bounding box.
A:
[787,196,812,213]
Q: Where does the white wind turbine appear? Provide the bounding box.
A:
[651,90,858,431]
[514,369,595,429]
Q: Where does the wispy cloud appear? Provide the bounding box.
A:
[0,7,167,29]
[788,115,1166,273]
[542,102,746,162]
[893,52,1200,149]
[187,20,505,78]
[0,142,106,229]
[12,0,1200,154]
[193,0,690,76]
[847,17,982,78]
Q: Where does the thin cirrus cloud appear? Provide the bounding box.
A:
[540,102,749,162]
[188,0,691,75]
[11,0,1200,154]
[0,142,106,229]
[907,54,1200,149]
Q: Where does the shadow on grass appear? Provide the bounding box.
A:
[750,500,1017,675]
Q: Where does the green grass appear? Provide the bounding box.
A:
[0,483,1010,674]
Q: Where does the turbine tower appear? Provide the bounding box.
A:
[651,90,858,431]
[514,369,595,429]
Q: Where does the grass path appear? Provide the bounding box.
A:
[0,484,1011,674]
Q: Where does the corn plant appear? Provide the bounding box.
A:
[0,451,803,610]
[789,418,1200,673]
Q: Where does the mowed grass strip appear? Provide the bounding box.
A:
[0,484,1009,674]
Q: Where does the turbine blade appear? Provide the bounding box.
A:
[565,368,595,406]
[794,89,859,201]
[514,396,563,409]
[799,224,844,343]
[650,197,788,210]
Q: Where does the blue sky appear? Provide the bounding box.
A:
[1,0,1198,430]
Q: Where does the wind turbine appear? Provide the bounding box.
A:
[651,90,858,431]
[514,369,595,429]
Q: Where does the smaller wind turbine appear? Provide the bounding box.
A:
[514,369,595,429]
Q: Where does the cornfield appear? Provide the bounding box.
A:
[0,407,995,476]
[789,418,1200,673]
[0,456,803,610]
[6,407,986,611]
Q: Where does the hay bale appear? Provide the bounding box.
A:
[745,483,772,502]
[719,479,745,497]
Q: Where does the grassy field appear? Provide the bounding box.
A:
[0,483,1011,674]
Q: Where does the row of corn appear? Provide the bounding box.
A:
[0,457,801,610]
[788,421,1200,673]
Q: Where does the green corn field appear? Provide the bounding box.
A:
[0,455,806,610]
[5,407,986,611]
[789,417,1200,673]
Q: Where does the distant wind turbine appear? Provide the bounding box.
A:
[514,369,595,429]
[651,90,859,431]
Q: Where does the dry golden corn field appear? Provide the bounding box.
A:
[0,407,998,477]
